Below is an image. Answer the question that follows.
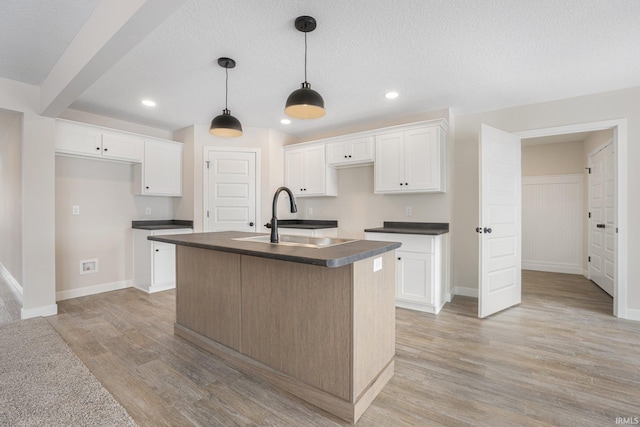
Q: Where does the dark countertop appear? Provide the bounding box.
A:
[132,220,193,230]
[364,222,449,235]
[274,219,338,230]
[148,231,400,268]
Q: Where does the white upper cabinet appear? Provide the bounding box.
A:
[55,120,143,162]
[101,132,144,162]
[326,136,374,167]
[284,144,337,197]
[133,139,183,196]
[375,124,445,194]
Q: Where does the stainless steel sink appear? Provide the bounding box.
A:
[233,234,355,248]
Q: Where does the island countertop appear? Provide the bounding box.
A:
[148,231,400,268]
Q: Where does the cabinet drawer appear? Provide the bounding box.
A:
[364,232,435,253]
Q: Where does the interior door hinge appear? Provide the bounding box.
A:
[206,160,211,169]
[616,227,619,233]
[588,212,591,218]
[585,167,591,174]
[206,210,210,218]
[588,256,591,262]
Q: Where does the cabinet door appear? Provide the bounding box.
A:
[143,139,182,196]
[284,148,306,196]
[349,137,374,162]
[152,242,176,286]
[374,132,405,193]
[302,145,326,195]
[102,132,143,162]
[404,127,441,191]
[396,250,433,305]
[55,122,103,158]
[326,141,350,165]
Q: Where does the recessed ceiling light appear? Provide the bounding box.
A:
[142,99,156,107]
[280,118,291,125]
[385,91,399,100]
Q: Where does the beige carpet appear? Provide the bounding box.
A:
[0,317,137,426]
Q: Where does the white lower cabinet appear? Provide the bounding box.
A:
[365,232,448,314]
[133,228,192,293]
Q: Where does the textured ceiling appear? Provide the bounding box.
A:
[0,0,101,85]
[2,0,640,138]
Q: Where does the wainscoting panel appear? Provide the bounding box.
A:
[522,174,583,274]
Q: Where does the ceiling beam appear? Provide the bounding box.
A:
[39,0,187,117]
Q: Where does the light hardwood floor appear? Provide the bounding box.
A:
[34,271,640,425]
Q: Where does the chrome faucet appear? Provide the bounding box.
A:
[270,186,297,243]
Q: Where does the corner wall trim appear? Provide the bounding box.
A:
[21,304,58,319]
[56,279,132,301]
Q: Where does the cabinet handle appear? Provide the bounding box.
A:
[348,155,352,158]
[96,147,100,151]
[400,183,404,186]
[104,148,108,152]
[155,249,159,252]
[397,257,401,260]
[405,182,408,186]
[146,186,149,189]
[249,222,254,226]
[344,155,348,158]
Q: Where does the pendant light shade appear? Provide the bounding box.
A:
[285,16,325,120]
[210,57,243,138]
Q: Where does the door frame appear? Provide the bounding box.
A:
[202,146,262,233]
[515,119,627,318]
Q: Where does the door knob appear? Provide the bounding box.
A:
[483,227,492,234]
[596,223,606,228]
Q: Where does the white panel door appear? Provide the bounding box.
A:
[479,124,522,318]
[206,150,257,232]
[589,142,615,296]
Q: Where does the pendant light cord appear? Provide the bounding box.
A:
[225,67,229,110]
[304,32,308,83]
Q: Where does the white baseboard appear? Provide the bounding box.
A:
[21,304,58,319]
[582,268,589,279]
[453,286,478,298]
[624,308,640,322]
[522,261,582,275]
[134,282,176,294]
[396,300,437,314]
[56,279,132,301]
[0,263,23,296]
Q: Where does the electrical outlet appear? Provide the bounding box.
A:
[373,257,383,272]
[72,205,80,215]
[145,207,151,216]
[307,207,313,216]
[405,206,412,216]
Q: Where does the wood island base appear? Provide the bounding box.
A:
[172,244,397,423]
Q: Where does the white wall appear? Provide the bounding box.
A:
[522,141,584,176]
[55,156,173,299]
[452,86,640,318]
[0,110,23,284]
[0,77,57,318]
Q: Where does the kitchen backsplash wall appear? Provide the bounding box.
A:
[55,155,174,299]
[296,165,450,239]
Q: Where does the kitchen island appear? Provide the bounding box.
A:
[148,231,400,423]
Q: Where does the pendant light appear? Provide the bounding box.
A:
[210,57,243,138]
[285,16,325,119]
